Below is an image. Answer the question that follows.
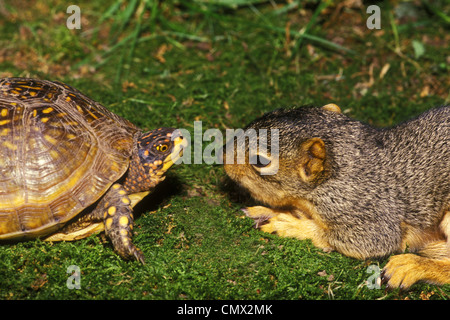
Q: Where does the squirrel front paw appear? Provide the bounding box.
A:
[244,207,333,251]
[242,206,278,228]
[243,207,304,235]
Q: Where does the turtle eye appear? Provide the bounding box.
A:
[156,143,169,153]
[250,155,271,168]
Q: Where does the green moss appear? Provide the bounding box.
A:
[0,0,449,300]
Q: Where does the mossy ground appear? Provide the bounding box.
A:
[0,0,449,300]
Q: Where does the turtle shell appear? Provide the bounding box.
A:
[0,78,140,240]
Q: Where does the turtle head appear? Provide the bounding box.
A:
[124,128,186,193]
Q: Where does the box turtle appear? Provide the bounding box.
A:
[0,78,186,263]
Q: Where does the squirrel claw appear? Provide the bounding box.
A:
[380,269,396,292]
[242,207,272,228]
[380,269,391,289]
[380,264,409,292]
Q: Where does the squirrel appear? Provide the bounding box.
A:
[223,103,450,290]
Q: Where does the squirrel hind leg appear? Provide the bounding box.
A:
[381,254,450,290]
[382,211,450,290]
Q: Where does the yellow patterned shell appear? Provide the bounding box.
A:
[0,78,139,240]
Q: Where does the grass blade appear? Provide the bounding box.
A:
[291,0,332,57]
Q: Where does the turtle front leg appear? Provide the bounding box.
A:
[99,183,145,263]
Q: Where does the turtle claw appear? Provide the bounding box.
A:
[130,246,146,264]
[112,239,145,264]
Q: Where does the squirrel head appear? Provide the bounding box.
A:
[223,104,340,208]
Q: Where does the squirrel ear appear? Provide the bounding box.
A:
[322,103,341,113]
[298,138,326,183]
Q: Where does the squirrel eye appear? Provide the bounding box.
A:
[250,155,271,168]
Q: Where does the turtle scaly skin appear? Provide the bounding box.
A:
[0,78,186,263]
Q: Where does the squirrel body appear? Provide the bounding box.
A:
[224,104,450,289]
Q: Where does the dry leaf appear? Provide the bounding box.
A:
[379,63,390,79]
[420,85,430,97]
